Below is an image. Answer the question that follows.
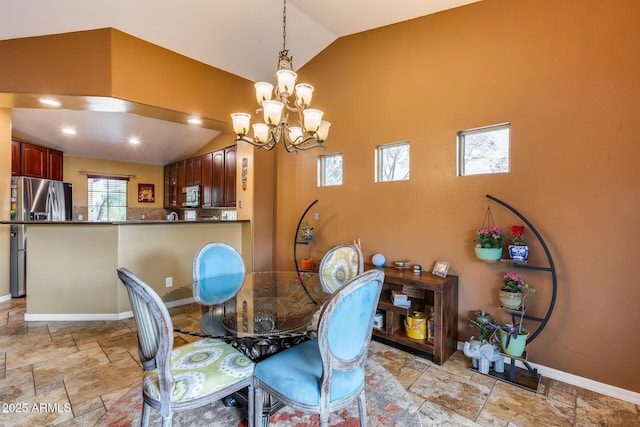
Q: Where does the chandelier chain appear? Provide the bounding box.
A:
[282,0,287,53]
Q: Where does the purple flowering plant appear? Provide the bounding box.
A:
[474,226,505,249]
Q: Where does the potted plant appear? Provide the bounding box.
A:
[499,272,536,310]
[508,225,529,261]
[300,256,314,271]
[300,221,313,241]
[473,309,532,358]
[474,226,505,262]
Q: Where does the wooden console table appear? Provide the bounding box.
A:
[369,265,458,365]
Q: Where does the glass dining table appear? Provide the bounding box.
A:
[161,271,332,361]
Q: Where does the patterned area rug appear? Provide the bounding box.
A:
[97,358,421,426]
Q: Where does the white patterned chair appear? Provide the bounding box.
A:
[319,243,364,293]
[117,268,254,427]
[253,269,384,427]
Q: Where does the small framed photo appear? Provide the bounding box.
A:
[432,261,450,278]
[138,183,155,203]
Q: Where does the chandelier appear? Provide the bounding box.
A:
[231,0,330,152]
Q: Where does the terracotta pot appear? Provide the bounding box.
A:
[300,258,314,271]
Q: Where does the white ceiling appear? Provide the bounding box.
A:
[1,0,480,165]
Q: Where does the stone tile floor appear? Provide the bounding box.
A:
[1,298,639,426]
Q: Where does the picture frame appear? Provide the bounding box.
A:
[138,183,155,203]
[432,261,450,278]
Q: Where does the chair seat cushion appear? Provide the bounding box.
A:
[254,339,364,406]
[143,338,253,403]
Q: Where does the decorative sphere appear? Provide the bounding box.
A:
[372,254,386,267]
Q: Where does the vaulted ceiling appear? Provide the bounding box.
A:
[1,0,480,164]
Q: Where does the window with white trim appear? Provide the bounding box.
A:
[458,123,510,176]
[318,153,343,186]
[88,176,128,221]
[375,141,410,182]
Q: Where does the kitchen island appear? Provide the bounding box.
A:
[2,220,251,321]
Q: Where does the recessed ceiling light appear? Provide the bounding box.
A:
[39,98,61,107]
[188,117,202,125]
[129,137,141,145]
[62,127,76,135]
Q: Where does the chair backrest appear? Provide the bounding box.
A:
[192,242,246,305]
[117,268,175,391]
[319,244,364,293]
[317,269,384,391]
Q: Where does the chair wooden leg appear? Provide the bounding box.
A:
[357,392,368,427]
[141,401,151,427]
[247,383,255,427]
[254,386,264,427]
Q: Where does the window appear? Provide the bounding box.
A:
[458,123,510,176]
[88,176,128,221]
[318,153,343,186]
[376,141,410,182]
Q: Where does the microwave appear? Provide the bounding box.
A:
[183,185,200,207]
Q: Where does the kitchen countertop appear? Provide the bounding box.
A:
[0,219,249,225]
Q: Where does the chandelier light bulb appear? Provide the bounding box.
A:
[276,69,297,96]
[316,120,331,142]
[252,123,270,143]
[254,82,274,104]
[262,100,284,126]
[303,109,323,133]
[294,83,314,107]
[288,126,303,142]
[231,113,251,135]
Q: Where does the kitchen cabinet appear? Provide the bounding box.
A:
[163,163,178,208]
[201,152,213,208]
[371,265,458,365]
[224,145,236,207]
[163,144,236,208]
[176,160,186,207]
[47,149,63,181]
[11,140,20,176]
[13,141,63,180]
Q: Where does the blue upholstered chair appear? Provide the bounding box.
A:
[192,242,246,335]
[117,268,254,427]
[319,243,364,293]
[252,269,385,427]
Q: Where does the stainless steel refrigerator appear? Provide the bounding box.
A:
[9,177,73,297]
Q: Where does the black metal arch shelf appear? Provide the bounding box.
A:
[486,194,557,344]
[293,199,319,273]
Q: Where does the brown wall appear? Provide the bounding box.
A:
[273,0,640,392]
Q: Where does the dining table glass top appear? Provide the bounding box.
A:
[162,271,332,340]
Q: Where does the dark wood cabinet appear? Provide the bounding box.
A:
[47,148,63,181]
[164,163,178,208]
[371,265,458,365]
[20,142,47,178]
[211,149,225,207]
[223,145,236,207]
[163,144,236,208]
[192,155,202,186]
[11,140,20,176]
[13,141,63,180]
[176,161,186,207]
[201,152,213,208]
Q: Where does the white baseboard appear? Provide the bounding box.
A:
[456,341,640,405]
[0,293,12,303]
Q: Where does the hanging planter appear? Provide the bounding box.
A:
[475,247,503,263]
[474,201,505,262]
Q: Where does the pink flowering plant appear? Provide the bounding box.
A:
[502,272,534,293]
[475,226,505,249]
